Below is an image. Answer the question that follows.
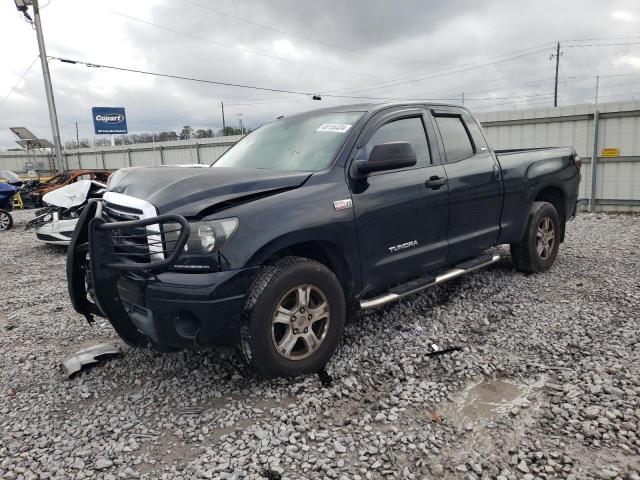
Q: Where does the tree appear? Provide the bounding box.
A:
[157,131,179,142]
[219,126,246,136]
[195,128,214,139]
[64,139,92,149]
[179,126,193,140]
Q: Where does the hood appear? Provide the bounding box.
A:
[107,166,312,216]
[42,179,105,208]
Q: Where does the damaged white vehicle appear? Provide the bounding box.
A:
[25,180,105,245]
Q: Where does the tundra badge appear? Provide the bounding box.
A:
[388,240,418,253]
[333,199,353,211]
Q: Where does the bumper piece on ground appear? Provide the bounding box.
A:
[61,340,126,377]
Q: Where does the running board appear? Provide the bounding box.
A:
[359,254,501,310]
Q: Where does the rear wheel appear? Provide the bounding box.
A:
[510,201,561,273]
[241,257,345,378]
[0,210,13,231]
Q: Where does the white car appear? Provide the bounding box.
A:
[35,213,79,245]
[26,180,105,246]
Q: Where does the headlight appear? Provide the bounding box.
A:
[198,224,216,252]
[163,217,239,272]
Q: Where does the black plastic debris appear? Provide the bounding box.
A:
[426,343,462,356]
[260,469,282,480]
[317,368,333,387]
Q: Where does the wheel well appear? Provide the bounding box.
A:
[264,241,355,298]
[535,186,566,241]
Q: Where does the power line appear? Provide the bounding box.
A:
[476,80,640,111]
[561,35,640,42]
[225,43,557,107]
[229,66,558,108]
[561,73,640,79]
[481,90,640,111]
[565,42,640,48]
[181,0,451,68]
[417,67,556,98]
[110,11,391,79]
[329,38,640,98]
[0,56,39,110]
[322,43,555,97]
[50,56,322,96]
[49,55,568,104]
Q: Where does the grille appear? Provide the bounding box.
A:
[99,192,176,267]
[97,193,189,271]
[103,201,154,264]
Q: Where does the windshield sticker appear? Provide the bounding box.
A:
[316,123,352,133]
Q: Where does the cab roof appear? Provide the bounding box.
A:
[281,101,467,118]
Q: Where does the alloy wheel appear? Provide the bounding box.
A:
[0,212,10,231]
[536,216,555,260]
[271,284,331,360]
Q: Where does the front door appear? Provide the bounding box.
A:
[349,110,449,294]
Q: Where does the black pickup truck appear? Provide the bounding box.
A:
[67,102,581,378]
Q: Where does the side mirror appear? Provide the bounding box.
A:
[354,141,417,174]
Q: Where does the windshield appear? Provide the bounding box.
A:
[212,112,363,171]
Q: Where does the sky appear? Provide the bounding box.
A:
[1,0,640,149]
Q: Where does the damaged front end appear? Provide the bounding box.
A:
[26,180,105,245]
[67,198,190,347]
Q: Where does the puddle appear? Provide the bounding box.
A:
[446,375,545,423]
[461,379,524,420]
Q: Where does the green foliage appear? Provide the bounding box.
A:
[64,126,247,150]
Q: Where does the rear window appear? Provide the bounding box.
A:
[434,116,474,162]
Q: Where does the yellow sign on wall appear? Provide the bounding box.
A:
[601,148,620,157]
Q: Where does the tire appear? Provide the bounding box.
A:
[0,209,13,231]
[240,256,346,378]
[510,201,561,273]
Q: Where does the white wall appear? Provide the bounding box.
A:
[0,135,243,173]
[476,100,640,211]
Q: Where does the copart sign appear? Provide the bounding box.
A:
[92,107,128,134]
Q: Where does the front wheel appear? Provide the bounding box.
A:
[510,201,561,273]
[0,210,13,231]
[241,257,346,378]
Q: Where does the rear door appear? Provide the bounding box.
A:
[349,108,449,294]
[430,107,502,263]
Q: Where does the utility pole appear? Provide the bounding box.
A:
[237,113,243,135]
[221,101,226,133]
[552,42,561,108]
[589,75,601,213]
[461,92,465,105]
[14,0,65,173]
[75,122,79,148]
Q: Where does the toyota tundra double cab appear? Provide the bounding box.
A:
[67,102,581,378]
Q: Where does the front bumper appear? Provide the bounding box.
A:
[35,218,77,245]
[67,200,257,350]
[115,268,257,349]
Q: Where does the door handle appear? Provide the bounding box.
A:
[425,176,447,190]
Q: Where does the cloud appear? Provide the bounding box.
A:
[611,10,636,22]
[1,0,640,148]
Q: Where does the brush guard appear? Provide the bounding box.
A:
[67,199,190,346]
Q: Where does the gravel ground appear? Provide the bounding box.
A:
[1,209,639,480]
